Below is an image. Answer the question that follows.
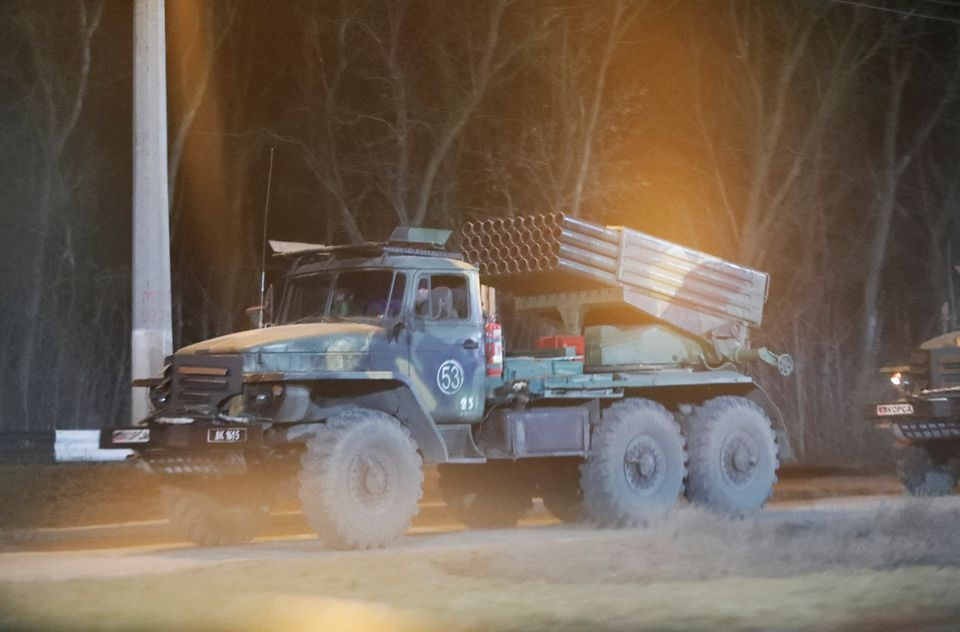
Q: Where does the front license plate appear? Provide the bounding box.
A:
[876,403,914,417]
[207,428,247,443]
[112,429,151,444]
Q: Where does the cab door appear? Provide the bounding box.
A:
[407,270,485,423]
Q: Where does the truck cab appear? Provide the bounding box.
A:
[272,246,487,424]
[869,331,960,496]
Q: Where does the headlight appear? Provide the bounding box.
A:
[149,362,172,410]
[247,384,285,413]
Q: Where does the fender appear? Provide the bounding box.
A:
[252,371,449,464]
[744,385,795,463]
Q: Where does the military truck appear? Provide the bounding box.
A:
[102,213,793,549]
[869,331,960,496]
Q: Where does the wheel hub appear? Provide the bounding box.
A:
[720,431,759,488]
[623,435,666,495]
[348,450,392,508]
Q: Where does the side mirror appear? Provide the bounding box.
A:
[245,285,275,329]
[390,317,406,341]
[245,305,265,329]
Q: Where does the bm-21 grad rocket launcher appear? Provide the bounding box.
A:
[459,213,793,376]
[101,213,795,550]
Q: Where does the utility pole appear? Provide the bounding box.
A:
[131,0,172,422]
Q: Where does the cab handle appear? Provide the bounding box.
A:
[462,338,480,350]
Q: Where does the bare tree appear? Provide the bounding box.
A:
[568,0,641,217]
[288,0,517,241]
[861,44,960,358]
[168,3,266,343]
[680,2,895,460]
[9,0,104,425]
[468,1,649,223]
[167,0,238,210]
[689,2,883,266]
[292,0,371,242]
[916,151,960,332]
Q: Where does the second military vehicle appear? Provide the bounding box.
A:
[869,331,960,495]
[102,213,793,548]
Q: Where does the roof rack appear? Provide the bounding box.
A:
[269,226,461,261]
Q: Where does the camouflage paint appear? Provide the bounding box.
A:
[111,227,789,466]
[180,254,487,425]
[178,322,376,374]
[461,214,773,363]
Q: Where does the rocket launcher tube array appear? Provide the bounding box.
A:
[459,213,770,342]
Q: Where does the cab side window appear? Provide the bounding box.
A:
[414,274,469,321]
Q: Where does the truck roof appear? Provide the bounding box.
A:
[288,253,476,277]
[271,227,474,277]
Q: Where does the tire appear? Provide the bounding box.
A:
[581,399,686,527]
[438,463,533,528]
[895,444,957,496]
[685,396,779,516]
[539,460,584,523]
[160,485,268,547]
[298,408,423,550]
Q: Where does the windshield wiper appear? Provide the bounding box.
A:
[290,315,329,324]
[289,313,350,325]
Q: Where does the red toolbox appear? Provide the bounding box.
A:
[535,335,585,357]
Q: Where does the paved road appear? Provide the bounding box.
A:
[0,492,936,582]
[3,493,960,631]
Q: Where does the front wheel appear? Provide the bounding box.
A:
[685,396,779,516]
[299,408,423,550]
[581,399,686,527]
[895,444,957,496]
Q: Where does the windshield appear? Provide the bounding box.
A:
[281,270,405,324]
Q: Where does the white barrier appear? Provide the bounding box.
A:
[54,430,132,462]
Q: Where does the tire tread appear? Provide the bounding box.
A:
[685,396,778,516]
[580,399,686,527]
[299,408,423,549]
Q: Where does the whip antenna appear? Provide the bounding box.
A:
[258,146,276,328]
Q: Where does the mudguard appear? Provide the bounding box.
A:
[262,371,449,464]
[744,385,795,463]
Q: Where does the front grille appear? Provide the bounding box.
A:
[895,421,960,440]
[910,350,929,391]
[913,347,960,392]
[141,452,247,476]
[933,346,960,389]
[169,355,243,411]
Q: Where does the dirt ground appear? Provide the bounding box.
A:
[2,495,960,632]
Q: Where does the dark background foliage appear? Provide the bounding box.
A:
[2,0,959,465]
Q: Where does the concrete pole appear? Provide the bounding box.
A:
[131,0,172,423]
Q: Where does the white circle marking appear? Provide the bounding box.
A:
[437,359,465,395]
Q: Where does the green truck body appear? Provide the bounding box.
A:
[868,331,960,496]
[103,216,793,549]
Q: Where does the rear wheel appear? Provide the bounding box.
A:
[895,444,957,496]
[581,399,686,527]
[438,462,533,528]
[160,484,268,547]
[685,396,779,516]
[299,408,423,549]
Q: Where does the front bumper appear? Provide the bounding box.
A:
[866,397,960,441]
[887,420,960,441]
[100,421,303,476]
[100,421,277,451]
